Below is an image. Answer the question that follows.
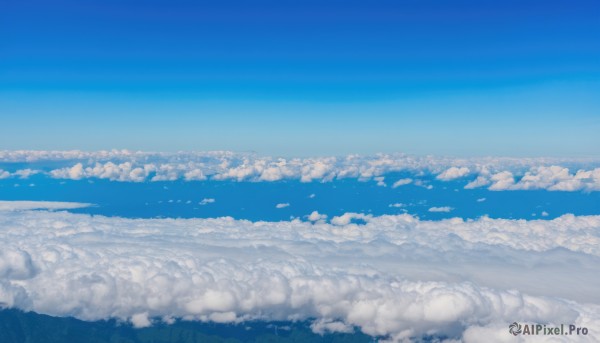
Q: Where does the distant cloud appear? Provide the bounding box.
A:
[373,176,386,187]
[388,203,405,208]
[275,203,290,209]
[476,198,486,202]
[0,200,92,211]
[392,178,412,188]
[436,167,470,181]
[1,151,599,191]
[0,169,10,179]
[428,206,453,213]
[14,169,39,179]
[199,198,215,205]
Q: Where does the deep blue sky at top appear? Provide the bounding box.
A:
[1,0,599,156]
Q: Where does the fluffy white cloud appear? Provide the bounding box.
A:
[1,210,600,341]
[464,166,600,192]
[307,211,327,222]
[0,169,10,179]
[275,203,290,209]
[1,151,598,191]
[436,167,470,181]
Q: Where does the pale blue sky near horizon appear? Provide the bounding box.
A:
[1,0,599,157]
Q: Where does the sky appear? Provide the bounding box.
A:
[1,0,599,156]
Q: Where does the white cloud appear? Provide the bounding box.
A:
[392,178,412,188]
[1,151,600,192]
[1,211,600,341]
[199,198,215,205]
[275,203,290,209]
[330,212,372,225]
[374,176,386,187]
[464,166,600,192]
[476,198,486,202]
[388,203,405,208]
[307,211,327,222]
[428,206,453,213]
[436,167,470,181]
[0,201,92,211]
[14,169,39,179]
[0,169,10,179]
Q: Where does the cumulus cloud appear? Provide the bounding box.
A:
[2,150,598,192]
[462,166,600,192]
[436,167,470,181]
[275,203,290,209]
[1,210,600,341]
[428,206,453,213]
[307,211,327,222]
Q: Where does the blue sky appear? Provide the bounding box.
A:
[1,0,599,156]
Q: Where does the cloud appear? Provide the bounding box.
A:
[1,210,600,341]
[436,167,470,181]
[388,203,405,208]
[0,170,10,179]
[428,206,453,213]
[2,151,600,192]
[275,203,290,209]
[463,166,600,192]
[307,211,327,222]
[0,201,92,211]
[374,176,386,187]
[392,178,412,188]
[464,176,491,189]
[476,198,486,202]
[199,198,215,205]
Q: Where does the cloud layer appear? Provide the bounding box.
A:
[1,210,599,341]
[1,150,599,191]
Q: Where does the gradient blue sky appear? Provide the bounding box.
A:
[1,0,599,156]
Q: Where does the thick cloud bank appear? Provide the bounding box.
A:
[1,150,599,191]
[1,210,599,342]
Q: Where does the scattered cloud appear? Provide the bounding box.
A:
[275,203,290,209]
